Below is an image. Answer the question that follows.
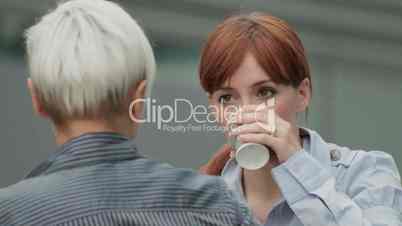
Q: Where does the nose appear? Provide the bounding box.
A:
[240,97,264,108]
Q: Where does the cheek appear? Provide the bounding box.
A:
[209,104,226,126]
[275,98,297,122]
[210,106,232,138]
[211,105,241,134]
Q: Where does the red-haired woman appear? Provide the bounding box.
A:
[199,13,402,225]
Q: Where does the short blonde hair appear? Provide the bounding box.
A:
[26,0,155,123]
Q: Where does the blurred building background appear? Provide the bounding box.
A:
[0,0,401,187]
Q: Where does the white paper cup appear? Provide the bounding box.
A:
[235,143,270,170]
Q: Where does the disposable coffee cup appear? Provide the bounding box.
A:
[235,143,270,170]
[227,97,275,170]
[229,135,270,170]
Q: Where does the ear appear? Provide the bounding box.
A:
[27,78,49,118]
[295,78,311,112]
[129,80,147,122]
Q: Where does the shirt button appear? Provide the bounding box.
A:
[330,149,341,161]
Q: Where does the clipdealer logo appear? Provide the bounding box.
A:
[129,98,222,131]
[128,98,272,133]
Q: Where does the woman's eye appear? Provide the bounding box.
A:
[257,87,275,98]
[218,94,232,104]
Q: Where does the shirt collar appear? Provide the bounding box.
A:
[25,132,142,179]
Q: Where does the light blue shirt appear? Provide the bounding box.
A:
[221,128,402,225]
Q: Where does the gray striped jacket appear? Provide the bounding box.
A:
[0,132,258,226]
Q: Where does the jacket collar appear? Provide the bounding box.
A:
[25,132,142,179]
[301,128,332,169]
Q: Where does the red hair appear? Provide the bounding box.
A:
[199,12,311,94]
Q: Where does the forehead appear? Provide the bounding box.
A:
[222,53,271,88]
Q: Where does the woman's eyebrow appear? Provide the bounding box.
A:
[251,79,272,88]
[216,87,233,91]
[217,79,272,91]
